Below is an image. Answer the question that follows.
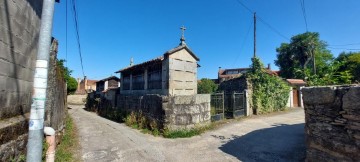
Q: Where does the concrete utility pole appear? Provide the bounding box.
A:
[27,0,56,161]
[253,12,256,58]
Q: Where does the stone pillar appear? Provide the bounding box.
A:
[120,73,123,92]
[299,86,304,108]
[104,80,108,90]
[144,69,148,90]
[130,74,133,91]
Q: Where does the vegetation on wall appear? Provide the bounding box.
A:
[57,59,78,94]
[248,57,290,114]
[197,78,218,94]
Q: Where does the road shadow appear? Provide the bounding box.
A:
[218,123,306,162]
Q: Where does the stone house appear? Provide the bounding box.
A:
[96,76,120,101]
[286,79,306,108]
[96,76,120,93]
[75,76,98,94]
[115,43,199,96]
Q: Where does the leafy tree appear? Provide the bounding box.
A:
[275,32,333,79]
[67,76,78,94]
[335,52,360,82]
[197,78,218,94]
[57,59,78,94]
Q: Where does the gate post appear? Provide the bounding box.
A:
[222,92,225,120]
[232,91,235,118]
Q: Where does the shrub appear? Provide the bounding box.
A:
[248,57,290,114]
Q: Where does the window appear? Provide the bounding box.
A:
[226,70,239,75]
[148,70,162,89]
[132,74,144,90]
[123,76,130,90]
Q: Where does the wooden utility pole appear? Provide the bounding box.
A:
[253,12,256,58]
[312,49,316,75]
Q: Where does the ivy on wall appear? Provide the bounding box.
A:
[248,57,290,114]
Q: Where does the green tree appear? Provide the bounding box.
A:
[335,52,360,82]
[275,32,333,79]
[57,59,78,94]
[197,78,218,94]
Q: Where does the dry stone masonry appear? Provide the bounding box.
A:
[115,94,211,130]
[302,86,360,162]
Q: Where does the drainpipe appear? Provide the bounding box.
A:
[27,0,56,161]
[44,127,56,162]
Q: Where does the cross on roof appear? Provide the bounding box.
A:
[179,25,187,45]
[180,25,186,37]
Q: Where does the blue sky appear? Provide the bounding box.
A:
[52,0,360,80]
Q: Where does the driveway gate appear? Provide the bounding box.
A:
[210,91,246,121]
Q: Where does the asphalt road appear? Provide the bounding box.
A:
[68,105,305,162]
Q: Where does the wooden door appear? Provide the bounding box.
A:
[293,88,299,107]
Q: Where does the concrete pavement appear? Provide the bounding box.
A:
[69,105,305,162]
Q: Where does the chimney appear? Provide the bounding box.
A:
[267,63,271,70]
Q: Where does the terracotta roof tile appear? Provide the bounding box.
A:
[286,79,306,85]
[115,56,164,73]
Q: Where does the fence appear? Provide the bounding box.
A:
[210,91,246,121]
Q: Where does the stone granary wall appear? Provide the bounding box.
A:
[302,86,360,162]
[116,94,211,130]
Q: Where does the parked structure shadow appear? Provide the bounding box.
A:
[218,123,306,162]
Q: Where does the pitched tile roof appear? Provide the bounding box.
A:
[286,79,306,85]
[97,76,120,82]
[164,45,200,61]
[115,56,164,73]
[115,44,200,73]
[218,68,279,79]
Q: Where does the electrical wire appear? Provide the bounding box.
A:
[234,0,290,41]
[232,20,252,67]
[328,47,360,51]
[328,43,360,46]
[299,0,308,31]
[70,0,85,77]
[65,0,68,67]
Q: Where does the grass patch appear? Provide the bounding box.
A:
[55,114,81,162]
[163,124,215,138]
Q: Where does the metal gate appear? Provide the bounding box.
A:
[210,91,246,121]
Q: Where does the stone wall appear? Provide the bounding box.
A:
[218,76,249,93]
[163,94,211,130]
[117,94,165,127]
[0,0,42,119]
[0,39,67,161]
[114,94,211,130]
[67,94,87,105]
[44,39,67,132]
[302,86,360,162]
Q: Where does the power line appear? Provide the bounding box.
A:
[328,47,360,51]
[232,20,253,66]
[65,0,68,67]
[299,0,308,31]
[234,0,290,41]
[328,43,360,46]
[70,0,85,77]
